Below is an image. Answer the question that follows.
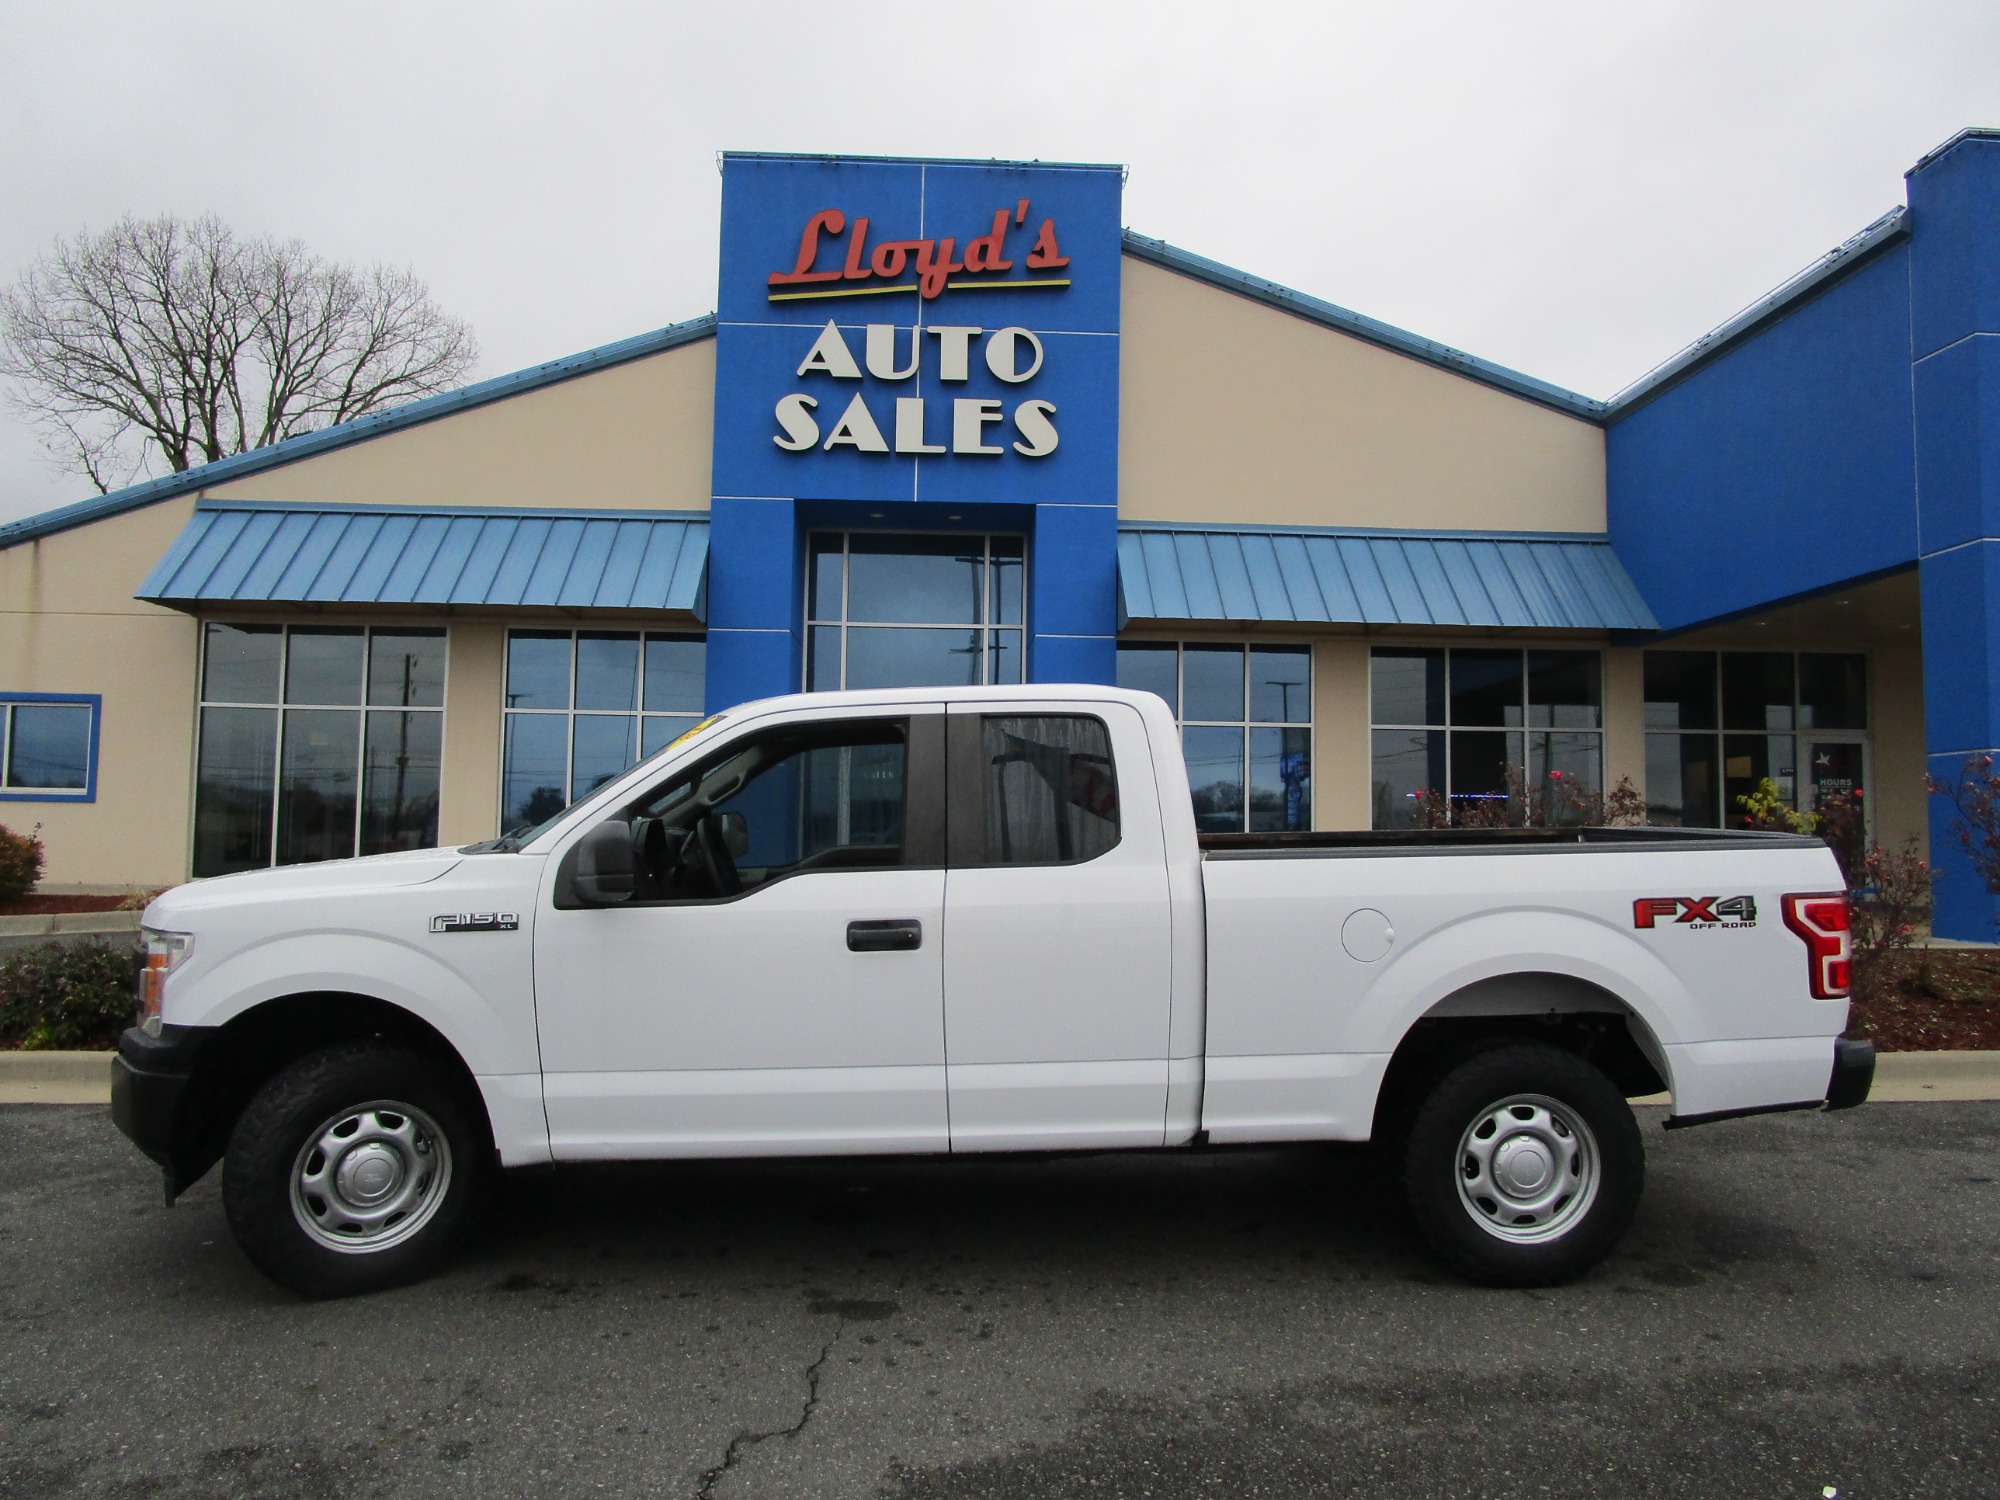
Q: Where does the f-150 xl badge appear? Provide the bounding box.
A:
[430,912,520,934]
[1633,896,1757,929]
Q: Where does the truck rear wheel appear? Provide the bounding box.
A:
[1400,1042,1642,1286]
[221,1042,490,1299]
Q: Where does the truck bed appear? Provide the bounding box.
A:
[1199,826,1825,858]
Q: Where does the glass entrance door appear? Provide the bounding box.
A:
[1806,741,1866,809]
[806,533,1025,691]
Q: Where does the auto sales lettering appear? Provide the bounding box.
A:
[765,201,1069,462]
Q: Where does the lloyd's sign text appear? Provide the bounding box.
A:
[767,198,1070,304]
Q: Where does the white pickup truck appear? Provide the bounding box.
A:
[112,685,1872,1297]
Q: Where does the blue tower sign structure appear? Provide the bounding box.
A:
[704,153,1127,713]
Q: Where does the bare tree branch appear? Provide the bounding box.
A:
[0,214,477,492]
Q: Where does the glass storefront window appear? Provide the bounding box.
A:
[193,623,446,876]
[0,701,93,793]
[1721,652,1795,731]
[806,532,1024,690]
[1799,653,1868,730]
[1371,648,1444,730]
[1116,641,1312,834]
[1369,647,1603,828]
[499,630,706,832]
[1643,728,1719,830]
[1115,641,1178,714]
[1643,650,1866,827]
[1641,651,1716,731]
[1448,648,1523,728]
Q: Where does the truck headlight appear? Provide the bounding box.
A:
[137,929,193,1035]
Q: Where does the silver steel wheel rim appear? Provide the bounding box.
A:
[289,1100,453,1255]
[1454,1092,1600,1244]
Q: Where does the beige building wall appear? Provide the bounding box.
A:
[1603,648,1646,800]
[439,623,507,846]
[1864,640,1928,856]
[0,336,718,888]
[1312,638,1372,829]
[1869,641,1927,858]
[1117,257,1606,533]
[0,497,201,889]
[205,338,716,513]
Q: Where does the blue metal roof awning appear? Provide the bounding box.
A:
[1117,524,1658,632]
[138,502,709,618]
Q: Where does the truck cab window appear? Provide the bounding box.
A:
[980,715,1119,865]
[627,719,908,900]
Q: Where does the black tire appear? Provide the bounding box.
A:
[1399,1042,1642,1287]
[222,1042,491,1299]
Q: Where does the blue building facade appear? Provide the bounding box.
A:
[1606,128,2000,938]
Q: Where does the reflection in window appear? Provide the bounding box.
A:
[807,532,1025,690]
[1116,642,1311,834]
[0,698,96,796]
[1,700,94,793]
[1368,647,1602,828]
[1643,651,1865,827]
[500,630,706,832]
[980,716,1120,864]
[193,623,446,876]
[631,719,907,899]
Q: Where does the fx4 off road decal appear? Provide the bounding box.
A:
[1633,896,1757,930]
[430,912,520,934]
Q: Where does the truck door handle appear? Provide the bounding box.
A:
[847,919,922,952]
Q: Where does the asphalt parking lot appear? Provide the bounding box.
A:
[1,1101,1995,1499]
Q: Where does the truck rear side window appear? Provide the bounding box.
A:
[979,716,1119,865]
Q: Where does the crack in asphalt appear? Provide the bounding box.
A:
[694,1327,843,1498]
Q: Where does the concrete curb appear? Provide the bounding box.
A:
[3,1047,1998,1108]
[0,911,140,958]
[0,912,140,937]
[1872,1049,2000,1102]
[0,1050,114,1104]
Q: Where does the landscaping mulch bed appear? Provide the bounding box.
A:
[0,894,137,916]
[1847,948,2000,1052]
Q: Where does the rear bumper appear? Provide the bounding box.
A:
[1825,1036,1875,1111]
[1663,1034,1875,1130]
[109,1025,208,1169]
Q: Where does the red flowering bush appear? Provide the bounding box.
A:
[1930,755,2000,919]
[0,823,44,900]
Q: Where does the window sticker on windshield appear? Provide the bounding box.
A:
[666,715,722,753]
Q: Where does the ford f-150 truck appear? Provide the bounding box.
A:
[112,685,1873,1297]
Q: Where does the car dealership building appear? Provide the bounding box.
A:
[3,133,1998,935]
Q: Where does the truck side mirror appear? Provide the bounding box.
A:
[573,819,635,905]
[716,810,749,859]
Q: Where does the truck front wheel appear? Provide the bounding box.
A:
[222,1043,490,1298]
[1401,1043,1643,1286]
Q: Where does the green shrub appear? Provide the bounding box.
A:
[0,938,139,1050]
[0,823,44,899]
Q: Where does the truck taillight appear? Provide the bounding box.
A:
[1781,893,1850,1000]
[137,929,192,1035]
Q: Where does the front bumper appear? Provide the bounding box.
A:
[1825,1036,1875,1111]
[110,1025,209,1170]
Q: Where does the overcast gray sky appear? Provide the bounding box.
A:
[3,0,1997,524]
